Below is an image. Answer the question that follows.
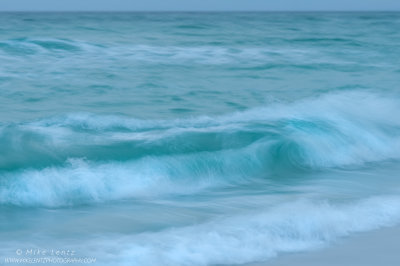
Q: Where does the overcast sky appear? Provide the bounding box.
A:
[0,0,399,11]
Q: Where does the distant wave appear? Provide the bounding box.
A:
[1,91,400,207]
[0,38,85,55]
[0,37,379,69]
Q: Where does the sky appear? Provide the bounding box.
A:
[0,0,400,11]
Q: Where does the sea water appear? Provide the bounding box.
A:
[1,12,400,265]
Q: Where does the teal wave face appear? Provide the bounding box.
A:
[1,91,400,207]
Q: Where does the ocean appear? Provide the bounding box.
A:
[1,12,400,265]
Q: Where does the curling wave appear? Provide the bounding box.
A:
[1,91,400,206]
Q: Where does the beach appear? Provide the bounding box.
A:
[252,225,400,266]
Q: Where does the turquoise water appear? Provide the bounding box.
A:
[1,12,400,265]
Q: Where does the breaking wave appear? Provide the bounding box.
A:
[1,91,400,206]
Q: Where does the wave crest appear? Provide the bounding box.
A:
[1,91,400,206]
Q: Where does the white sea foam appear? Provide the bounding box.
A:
[66,196,400,266]
[1,91,400,206]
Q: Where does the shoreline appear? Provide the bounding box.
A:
[248,225,400,266]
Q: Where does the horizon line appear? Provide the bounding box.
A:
[1,10,400,13]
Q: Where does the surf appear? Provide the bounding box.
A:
[1,91,400,207]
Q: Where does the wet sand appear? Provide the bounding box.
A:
[250,225,400,266]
